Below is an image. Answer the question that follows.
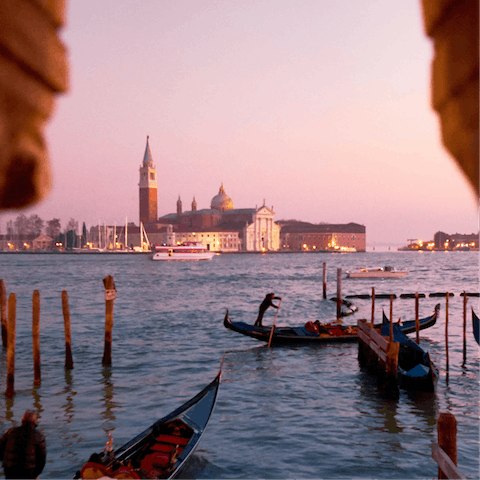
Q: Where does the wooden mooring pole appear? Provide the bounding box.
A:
[0,279,7,349]
[322,263,327,300]
[62,291,74,370]
[432,412,466,479]
[6,293,16,397]
[336,268,342,319]
[389,294,394,341]
[102,276,116,367]
[462,291,467,365]
[32,290,41,386]
[371,287,375,324]
[415,292,419,344]
[445,293,449,372]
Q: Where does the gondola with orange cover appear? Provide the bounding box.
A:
[75,368,221,479]
[223,304,439,345]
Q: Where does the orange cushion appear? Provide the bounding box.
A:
[141,452,171,470]
[155,434,189,446]
[150,443,175,453]
[80,462,110,479]
[112,466,140,479]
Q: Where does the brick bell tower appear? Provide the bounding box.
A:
[139,136,158,225]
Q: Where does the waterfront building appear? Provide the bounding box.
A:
[434,231,479,250]
[0,234,35,251]
[153,186,280,252]
[137,138,280,252]
[33,234,54,251]
[279,221,366,252]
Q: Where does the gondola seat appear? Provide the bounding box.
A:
[154,434,189,446]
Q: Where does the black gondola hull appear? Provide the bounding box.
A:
[224,304,439,345]
[75,370,221,479]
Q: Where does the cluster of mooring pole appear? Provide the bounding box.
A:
[321,263,475,366]
[1,276,116,398]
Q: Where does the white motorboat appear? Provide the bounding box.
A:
[346,266,408,278]
[151,242,216,261]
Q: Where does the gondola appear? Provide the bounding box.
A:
[381,323,438,392]
[473,309,479,345]
[75,369,221,479]
[381,303,440,334]
[329,297,358,316]
[223,304,439,345]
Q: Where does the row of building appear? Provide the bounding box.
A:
[0,219,367,253]
[398,231,479,251]
[0,137,367,252]
[131,137,366,252]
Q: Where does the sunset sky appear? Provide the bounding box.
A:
[1,0,478,246]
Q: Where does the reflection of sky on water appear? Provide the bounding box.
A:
[0,252,477,478]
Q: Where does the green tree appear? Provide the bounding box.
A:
[66,230,77,249]
[46,218,61,238]
[14,214,29,235]
[28,214,44,237]
[57,232,65,248]
[66,218,78,234]
[81,222,87,247]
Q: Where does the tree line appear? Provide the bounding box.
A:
[4,214,88,249]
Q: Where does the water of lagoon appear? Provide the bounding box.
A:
[0,251,478,479]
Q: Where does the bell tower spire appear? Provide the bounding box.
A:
[139,136,158,225]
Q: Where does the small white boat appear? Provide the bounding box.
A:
[152,242,216,261]
[346,266,408,278]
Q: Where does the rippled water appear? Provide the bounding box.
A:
[0,251,478,479]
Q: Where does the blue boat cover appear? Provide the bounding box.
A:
[406,363,429,378]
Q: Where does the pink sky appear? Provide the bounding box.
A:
[1,0,478,246]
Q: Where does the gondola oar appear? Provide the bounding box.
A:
[267,299,282,348]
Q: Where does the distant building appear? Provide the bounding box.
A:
[279,221,366,252]
[33,234,54,251]
[434,231,479,250]
[137,139,280,252]
[152,185,280,252]
[0,234,36,251]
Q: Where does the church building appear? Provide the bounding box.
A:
[138,138,280,252]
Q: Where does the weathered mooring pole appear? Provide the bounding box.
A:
[435,413,463,479]
[102,276,116,367]
[371,287,375,323]
[462,291,467,365]
[415,292,419,344]
[445,293,449,372]
[6,293,16,397]
[1,279,7,349]
[322,263,327,300]
[336,268,342,319]
[389,294,394,340]
[32,290,41,386]
[62,291,74,370]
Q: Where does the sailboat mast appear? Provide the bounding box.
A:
[125,216,128,251]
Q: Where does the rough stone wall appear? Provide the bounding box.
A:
[0,0,68,210]
[421,0,479,198]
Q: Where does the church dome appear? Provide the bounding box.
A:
[211,184,234,211]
